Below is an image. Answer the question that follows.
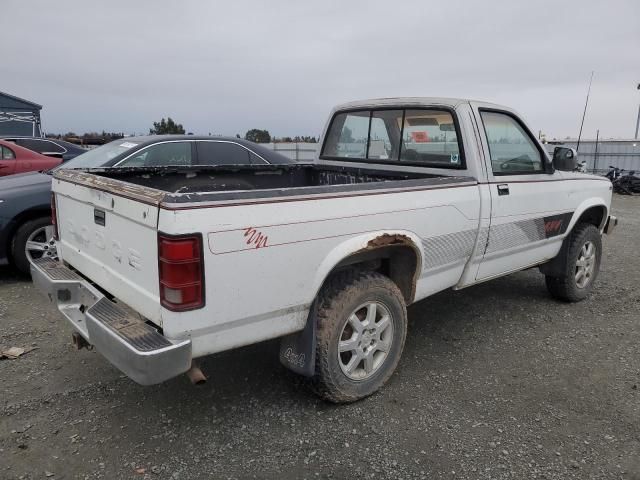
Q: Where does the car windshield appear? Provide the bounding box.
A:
[51,139,139,171]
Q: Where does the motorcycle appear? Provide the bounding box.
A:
[605,166,640,195]
[604,165,623,181]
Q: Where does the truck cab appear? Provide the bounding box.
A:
[317,98,613,289]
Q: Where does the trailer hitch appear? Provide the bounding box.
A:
[72,332,93,350]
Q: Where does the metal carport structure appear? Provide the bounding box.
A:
[0,91,43,137]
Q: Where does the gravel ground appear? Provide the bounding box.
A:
[1,194,639,480]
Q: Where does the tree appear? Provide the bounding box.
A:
[272,135,317,143]
[244,129,271,143]
[149,117,185,135]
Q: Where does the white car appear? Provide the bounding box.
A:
[32,98,617,403]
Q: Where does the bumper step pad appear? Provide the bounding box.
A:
[33,256,82,281]
[88,298,171,352]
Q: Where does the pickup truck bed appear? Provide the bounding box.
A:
[49,162,481,384]
[56,164,473,206]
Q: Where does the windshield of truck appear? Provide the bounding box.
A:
[51,139,139,171]
[321,108,463,168]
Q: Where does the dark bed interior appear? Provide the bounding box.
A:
[89,164,440,194]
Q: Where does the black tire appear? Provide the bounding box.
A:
[545,223,602,302]
[11,217,52,275]
[310,270,407,403]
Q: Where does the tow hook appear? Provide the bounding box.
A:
[72,332,92,350]
[186,362,207,385]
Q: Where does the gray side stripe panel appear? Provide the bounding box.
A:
[486,218,547,253]
[420,214,568,272]
[421,229,479,270]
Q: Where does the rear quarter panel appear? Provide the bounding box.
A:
[159,184,482,357]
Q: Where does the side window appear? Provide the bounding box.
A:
[249,152,267,164]
[16,139,43,152]
[400,110,462,167]
[22,139,67,153]
[16,139,63,154]
[120,142,192,167]
[2,146,16,159]
[480,111,543,175]
[42,140,65,153]
[321,111,370,159]
[196,142,252,165]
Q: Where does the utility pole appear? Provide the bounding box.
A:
[635,83,640,139]
[593,129,599,173]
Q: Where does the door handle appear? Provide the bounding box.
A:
[497,184,509,196]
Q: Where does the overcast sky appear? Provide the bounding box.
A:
[3,0,639,140]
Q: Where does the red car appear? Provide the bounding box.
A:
[0,139,62,176]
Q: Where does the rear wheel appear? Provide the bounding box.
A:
[11,217,56,275]
[545,223,602,302]
[310,270,407,403]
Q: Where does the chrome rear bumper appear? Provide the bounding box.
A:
[31,257,191,385]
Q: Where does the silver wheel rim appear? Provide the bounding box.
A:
[25,226,57,263]
[575,240,596,289]
[338,301,394,381]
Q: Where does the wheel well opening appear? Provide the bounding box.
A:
[333,235,420,304]
[540,205,607,278]
[576,206,606,229]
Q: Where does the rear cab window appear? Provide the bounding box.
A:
[322,111,370,159]
[321,107,464,168]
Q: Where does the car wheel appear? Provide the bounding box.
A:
[11,217,56,275]
[310,270,407,403]
[545,223,602,302]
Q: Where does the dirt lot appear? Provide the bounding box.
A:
[1,195,639,480]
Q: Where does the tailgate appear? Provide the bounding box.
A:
[52,175,163,324]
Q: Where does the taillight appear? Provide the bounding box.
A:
[51,193,59,240]
[158,233,204,311]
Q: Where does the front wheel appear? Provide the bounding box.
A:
[310,270,407,403]
[545,223,602,302]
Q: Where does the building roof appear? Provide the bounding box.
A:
[0,91,42,110]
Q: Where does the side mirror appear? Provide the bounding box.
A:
[552,147,578,171]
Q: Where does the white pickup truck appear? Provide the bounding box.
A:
[32,98,617,403]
